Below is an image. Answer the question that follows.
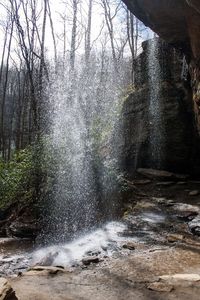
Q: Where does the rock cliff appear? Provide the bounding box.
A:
[123,0,200,132]
[123,0,200,64]
[115,39,200,176]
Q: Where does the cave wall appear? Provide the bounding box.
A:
[123,0,200,132]
[115,40,200,176]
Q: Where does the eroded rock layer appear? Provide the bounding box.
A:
[123,0,200,132]
[123,0,200,63]
[115,40,200,176]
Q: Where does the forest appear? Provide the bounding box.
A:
[1,1,200,300]
[0,0,147,210]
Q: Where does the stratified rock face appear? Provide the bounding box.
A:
[122,0,200,64]
[116,39,200,176]
[123,0,200,132]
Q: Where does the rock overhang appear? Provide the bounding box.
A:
[122,0,200,66]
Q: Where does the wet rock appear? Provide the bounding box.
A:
[189,190,199,196]
[122,242,136,250]
[156,182,175,187]
[183,237,200,247]
[26,266,66,276]
[165,200,176,207]
[133,179,151,185]
[188,216,200,236]
[101,245,108,251]
[85,249,101,256]
[0,278,18,300]
[37,251,59,266]
[174,203,200,213]
[0,255,31,277]
[82,256,100,266]
[175,221,196,234]
[174,174,190,180]
[147,281,174,292]
[137,169,188,181]
[189,181,200,184]
[137,169,174,180]
[160,273,200,282]
[177,181,187,185]
[8,221,39,239]
[176,211,198,222]
[133,200,156,210]
[167,234,184,243]
[0,227,7,237]
[152,197,167,205]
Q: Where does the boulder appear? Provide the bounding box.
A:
[188,216,200,236]
[8,221,39,239]
[160,273,200,282]
[148,273,200,290]
[174,203,200,213]
[167,234,184,243]
[189,190,199,196]
[82,256,100,266]
[176,210,198,221]
[133,179,151,185]
[137,169,174,180]
[122,242,136,250]
[156,181,175,186]
[176,181,187,185]
[0,278,18,300]
[147,281,174,292]
[137,169,188,181]
[25,266,66,276]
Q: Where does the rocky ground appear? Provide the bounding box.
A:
[1,168,200,299]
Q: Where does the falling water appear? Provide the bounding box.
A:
[39,56,123,244]
[148,38,164,168]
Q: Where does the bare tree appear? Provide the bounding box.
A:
[126,9,139,85]
[0,14,14,159]
[101,0,121,72]
[85,0,93,65]
[70,0,78,71]
[47,0,58,67]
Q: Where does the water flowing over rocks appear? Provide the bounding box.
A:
[1,2,200,300]
[1,176,200,299]
[188,216,200,236]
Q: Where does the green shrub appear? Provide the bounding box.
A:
[0,147,35,208]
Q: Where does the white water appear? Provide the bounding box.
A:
[33,222,126,267]
[39,55,125,244]
[148,38,165,168]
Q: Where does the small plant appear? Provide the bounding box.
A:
[0,146,35,208]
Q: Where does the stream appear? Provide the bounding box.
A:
[2,189,199,277]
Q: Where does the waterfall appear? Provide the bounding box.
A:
[148,38,165,169]
[38,57,123,244]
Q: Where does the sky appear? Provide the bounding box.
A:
[0,0,153,63]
